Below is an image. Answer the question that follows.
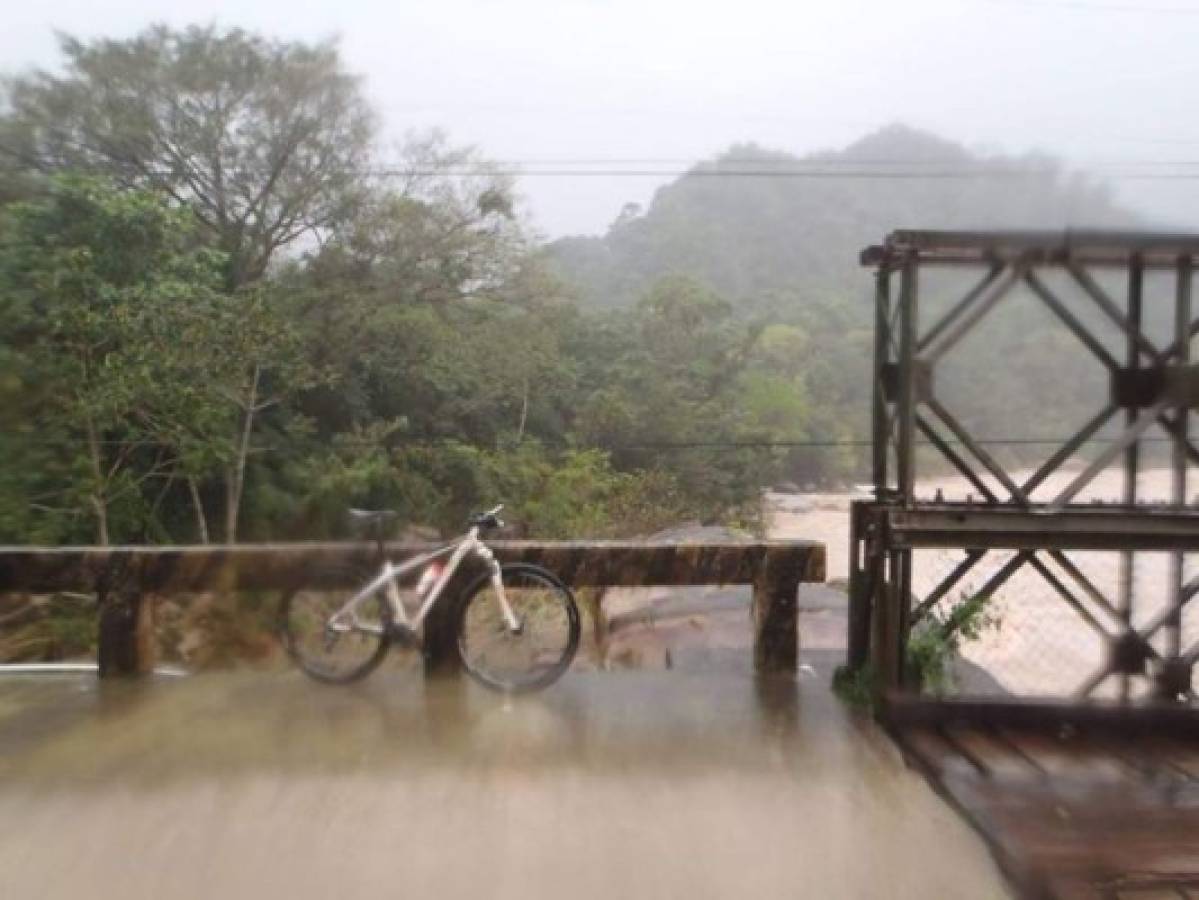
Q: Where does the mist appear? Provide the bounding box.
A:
[6,0,1199,236]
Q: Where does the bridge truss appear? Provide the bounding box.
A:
[848,230,1199,704]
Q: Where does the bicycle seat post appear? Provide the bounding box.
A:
[372,519,386,562]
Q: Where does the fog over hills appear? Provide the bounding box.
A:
[546,124,1138,310]
[545,125,1163,474]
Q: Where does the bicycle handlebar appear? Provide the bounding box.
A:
[468,504,505,530]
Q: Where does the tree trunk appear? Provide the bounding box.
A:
[188,477,210,544]
[516,376,529,442]
[84,414,109,546]
[225,364,260,543]
[91,496,109,546]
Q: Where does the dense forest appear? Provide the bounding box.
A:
[0,25,1149,561]
[547,127,1146,469]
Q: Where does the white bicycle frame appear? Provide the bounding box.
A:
[326,519,520,639]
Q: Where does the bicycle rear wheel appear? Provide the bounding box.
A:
[455,564,580,692]
[279,566,392,684]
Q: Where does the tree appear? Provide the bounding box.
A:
[303,131,523,303]
[290,134,574,449]
[0,176,317,545]
[0,176,226,543]
[3,25,375,288]
[570,276,771,521]
[131,285,320,542]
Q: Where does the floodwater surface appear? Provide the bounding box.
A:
[0,667,1010,899]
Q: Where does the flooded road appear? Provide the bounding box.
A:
[0,665,1009,899]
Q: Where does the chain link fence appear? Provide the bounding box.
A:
[914,546,1198,701]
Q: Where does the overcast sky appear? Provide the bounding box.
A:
[6,0,1199,237]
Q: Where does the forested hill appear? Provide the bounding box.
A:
[545,125,1137,310]
[545,125,1149,479]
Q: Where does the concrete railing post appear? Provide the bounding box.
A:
[753,549,803,673]
[97,586,155,677]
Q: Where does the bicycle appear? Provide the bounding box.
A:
[279,505,580,692]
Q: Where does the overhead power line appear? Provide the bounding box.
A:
[13,139,1199,181]
[371,169,1199,180]
[4,434,1192,451]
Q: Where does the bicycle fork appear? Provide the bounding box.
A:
[477,546,522,634]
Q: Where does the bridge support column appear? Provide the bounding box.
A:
[754,552,802,673]
[422,598,461,679]
[97,588,155,677]
[422,565,471,680]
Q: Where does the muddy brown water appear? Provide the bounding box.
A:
[0,668,1010,899]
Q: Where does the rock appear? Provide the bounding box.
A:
[774,481,801,494]
[774,495,812,513]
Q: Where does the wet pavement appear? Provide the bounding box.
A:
[0,665,1010,899]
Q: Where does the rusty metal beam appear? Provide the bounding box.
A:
[872,267,892,494]
[924,397,1027,503]
[1026,554,1108,639]
[883,504,1199,551]
[917,263,1004,353]
[1154,410,1199,466]
[857,230,1199,705]
[923,264,1021,364]
[865,230,1199,269]
[1021,404,1119,497]
[911,550,985,623]
[1169,256,1193,658]
[1023,270,1121,372]
[915,415,998,503]
[882,693,1199,736]
[1050,401,1168,509]
[897,258,919,498]
[1118,255,1146,702]
[1067,262,1161,361]
[1047,551,1122,625]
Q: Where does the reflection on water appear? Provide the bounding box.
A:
[0,669,1009,899]
[0,668,803,782]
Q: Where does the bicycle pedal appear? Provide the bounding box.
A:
[388,623,420,649]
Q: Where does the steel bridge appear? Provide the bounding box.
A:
[848,229,1199,705]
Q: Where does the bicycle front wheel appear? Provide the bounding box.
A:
[455,564,580,692]
[279,566,392,684]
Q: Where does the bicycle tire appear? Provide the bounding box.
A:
[279,565,393,685]
[454,563,580,692]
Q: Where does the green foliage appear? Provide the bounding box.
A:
[470,442,696,539]
[569,276,775,520]
[289,432,696,541]
[547,125,1141,484]
[832,663,877,712]
[0,175,229,542]
[0,166,781,554]
[906,594,1001,696]
[833,595,1000,710]
[0,176,320,544]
